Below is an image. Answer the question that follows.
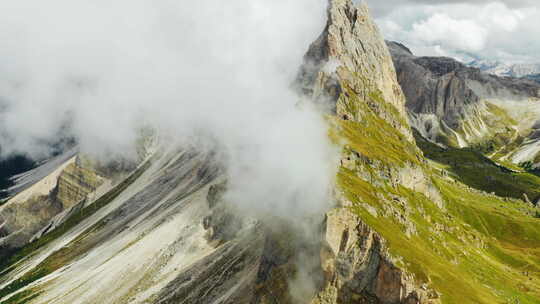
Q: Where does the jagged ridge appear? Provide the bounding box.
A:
[0,1,539,304]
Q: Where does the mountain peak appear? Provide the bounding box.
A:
[386,41,413,56]
[298,0,412,139]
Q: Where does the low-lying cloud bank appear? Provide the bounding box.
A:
[0,0,338,217]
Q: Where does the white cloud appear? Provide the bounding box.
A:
[370,0,540,63]
[412,13,488,52]
[0,0,337,218]
[479,2,525,31]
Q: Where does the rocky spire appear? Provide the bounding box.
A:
[298,0,413,140]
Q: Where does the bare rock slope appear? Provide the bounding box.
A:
[0,151,108,256]
[388,41,540,168]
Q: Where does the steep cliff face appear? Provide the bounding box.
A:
[299,0,441,203]
[0,153,107,255]
[297,0,412,141]
[297,1,444,303]
[388,41,540,168]
[54,161,105,208]
[300,2,540,303]
[314,209,439,304]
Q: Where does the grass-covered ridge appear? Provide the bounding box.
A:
[334,88,540,303]
[340,169,540,304]
[416,130,540,203]
[332,85,421,168]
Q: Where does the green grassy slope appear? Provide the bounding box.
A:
[416,131,540,204]
[334,88,540,304]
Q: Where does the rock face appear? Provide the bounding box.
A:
[388,41,540,166]
[296,1,442,303]
[55,161,104,208]
[389,42,540,110]
[298,0,412,141]
[299,0,443,202]
[388,42,480,133]
[314,208,439,304]
[0,154,106,253]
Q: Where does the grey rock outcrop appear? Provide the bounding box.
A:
[0,154,107,254]
[298,0,413,141]
[388,41,540,150]
[313,208,440,304]
[296,1,442,303]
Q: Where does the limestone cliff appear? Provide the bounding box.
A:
[387,41,540,168]
[313,209,439,304]
[297,1,443,303]
[297,0,412,141]
[0,154,106,254]
[55,161,105,208]
[298,2,540,303]
[298,0,442,203]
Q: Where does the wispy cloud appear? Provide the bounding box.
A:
[0,0,338,218]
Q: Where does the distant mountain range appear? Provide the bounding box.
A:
[468,59,540,82]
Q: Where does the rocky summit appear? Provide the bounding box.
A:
[0,1,539,304]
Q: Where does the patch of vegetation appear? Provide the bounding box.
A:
[0,160,151,299]
[485,102,518,126]
[0,289,40,304]
[331,85,421,168]
[335,88,540,303]
[368,90,410,131]
[475,102,519,152]
[433,101,521,155]
[339,167,540,304]
[488,134,526,160]
[416,130,540,202]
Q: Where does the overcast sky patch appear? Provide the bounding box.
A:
[363,0,540,63]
